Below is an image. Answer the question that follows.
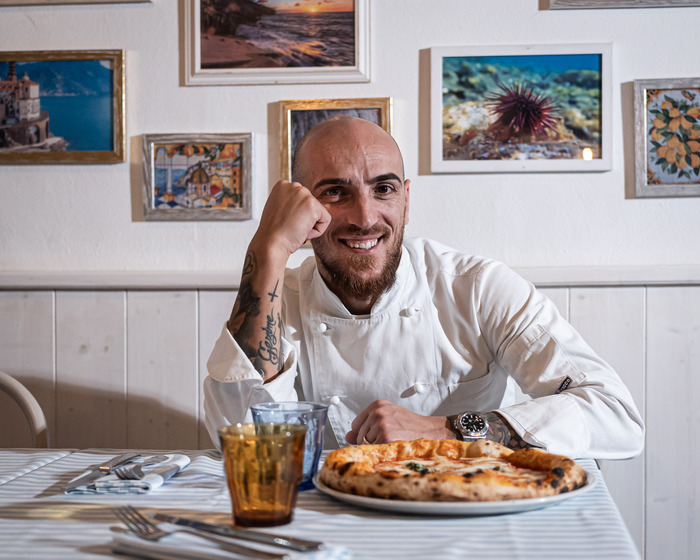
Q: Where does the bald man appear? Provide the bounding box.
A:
[204,117,644,459]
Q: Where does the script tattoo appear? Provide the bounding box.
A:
[257,311,280,366]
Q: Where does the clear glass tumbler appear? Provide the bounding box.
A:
[250,401,329,490]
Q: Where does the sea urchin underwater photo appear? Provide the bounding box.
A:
[440,52,603,164]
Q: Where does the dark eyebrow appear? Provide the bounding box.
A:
[312,177,352,191]
[311,173,403,191]
[370,173,403,185]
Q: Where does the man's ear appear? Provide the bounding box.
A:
[403,179,411,224]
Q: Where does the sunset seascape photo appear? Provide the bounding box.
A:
[200,0,356,69]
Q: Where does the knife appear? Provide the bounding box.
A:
[65,452,141,492]
[151,512,325,552]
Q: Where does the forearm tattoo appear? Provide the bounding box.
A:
[257,312,280,366]
[227,251,283,378]
[483,412,530,450]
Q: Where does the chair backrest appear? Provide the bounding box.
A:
[0,371,49,448]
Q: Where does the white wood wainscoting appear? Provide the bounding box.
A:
[1,267,700,560]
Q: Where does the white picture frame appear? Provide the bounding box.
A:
[430,43,612,174]
[183,0,369,86]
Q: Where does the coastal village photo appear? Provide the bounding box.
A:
[0,56,114,157]
[0,61,66,153]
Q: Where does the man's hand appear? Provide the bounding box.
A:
[346,400,455,445]
[251,180,331,259]
[226,180,330,381]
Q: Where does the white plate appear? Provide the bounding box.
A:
[312,470,597,516]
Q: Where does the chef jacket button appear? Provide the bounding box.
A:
[405,307,419,317]
[413,382,426,393]
[330,395,341,405]
[318,322,329,333]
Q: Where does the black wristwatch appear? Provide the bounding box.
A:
[450,411,489,441]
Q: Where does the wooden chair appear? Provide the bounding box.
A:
[0,371,49,448]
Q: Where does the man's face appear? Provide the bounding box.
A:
[298,120,410,310]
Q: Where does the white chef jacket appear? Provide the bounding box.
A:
[204,238,644,459]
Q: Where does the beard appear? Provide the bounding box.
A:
[312,225,405,305]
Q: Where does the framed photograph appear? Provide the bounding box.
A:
[550,1,700,8]
[142,133,252,221]
[280,97,392,180]
[634,78,700,198]
[0,49,125,164]
[430,43,612,174]
[0,1,151,5]
[183,0,369,86]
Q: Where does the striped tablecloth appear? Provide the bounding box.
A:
[0,449,71,485]
[0,449,641,560]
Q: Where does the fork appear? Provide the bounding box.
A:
[113,455,169,480]
[113,463,145,480]
[113,506,288,560]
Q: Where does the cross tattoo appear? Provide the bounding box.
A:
[268,280,280,302]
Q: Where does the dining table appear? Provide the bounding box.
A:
[0,447,641,560]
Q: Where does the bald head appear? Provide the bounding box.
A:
[291,116,404,185]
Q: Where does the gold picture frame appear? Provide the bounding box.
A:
[142,133,252,221]
[280,97,392,180]
[0,49,125,164]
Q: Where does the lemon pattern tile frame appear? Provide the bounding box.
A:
[635,78,700,198]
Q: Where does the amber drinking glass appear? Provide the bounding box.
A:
[219,423,306,527]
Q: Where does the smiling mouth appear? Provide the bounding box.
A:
[343,238,379,250]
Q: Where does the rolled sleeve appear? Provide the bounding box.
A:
[203,326,299,448]
[498,394,590,458]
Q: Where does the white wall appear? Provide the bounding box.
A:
[1,0,699,274]
[3,4,700,557]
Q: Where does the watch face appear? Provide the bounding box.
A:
[459,413,487,435]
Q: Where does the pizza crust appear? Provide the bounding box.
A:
[319,439,587,502]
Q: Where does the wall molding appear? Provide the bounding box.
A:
[2,265,700,290]
[515,265,700,287]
